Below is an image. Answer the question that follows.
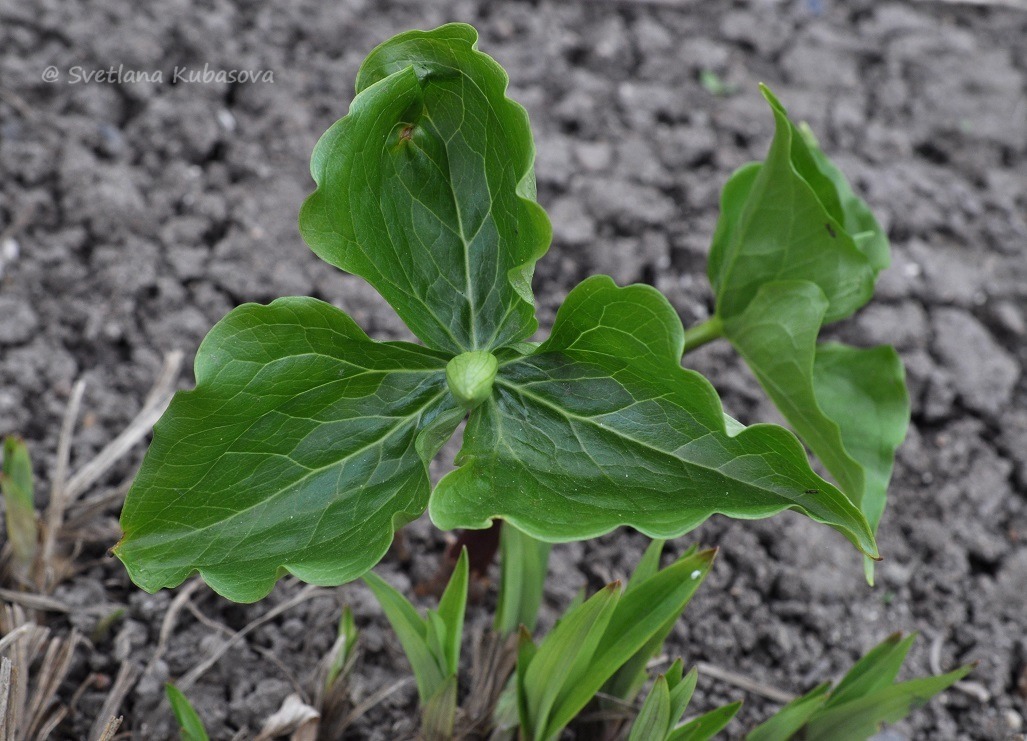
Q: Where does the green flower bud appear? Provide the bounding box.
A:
[446,351,498,410]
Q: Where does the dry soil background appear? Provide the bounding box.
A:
[1,0,1026,739]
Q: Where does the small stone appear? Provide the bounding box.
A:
[0,296,40,345]
[932,308,1019,416]
[573,140,613,172]
[989,300,1026,337]
[549,197,596,246]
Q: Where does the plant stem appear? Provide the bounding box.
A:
[682,316,723,354]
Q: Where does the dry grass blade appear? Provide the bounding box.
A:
[142,578,201,681]
[461,627,517,735]
[929,632,991,702]
[64,350,183,503]
[93,715,122,741]
[336,677,414,735]
[64,481,132,532]
[0,589,69,614]
[38,380,86,591]
[694,661,796,704]
[87,662,139,741]
[254,693,319,741]
[0,657,12,741]
[0,604,47,740]
[177,584,324,690]
[22,631,79,739]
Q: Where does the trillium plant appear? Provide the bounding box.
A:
[113,23,968,739]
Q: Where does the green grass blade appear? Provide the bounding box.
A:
[495,523,551,635]
[629,675,671,741]
[668,701,742,741]
[165,684,210,741]
[363,571,445,701]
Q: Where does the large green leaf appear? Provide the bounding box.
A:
[300,23,551,354]
[116,297,461,603]
[708,86,877,325]
[796,122,889,273]
[430,276,878,559]
[723,281,865,501]
[812,344,909,534]
[722,281,909,579]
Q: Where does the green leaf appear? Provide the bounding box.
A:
[812,344,910,537]
[625,539,667,594]
[708,86,877,325]
[326,606,358,689]
[300,23,551,354]
[521,583,620,741]
[796,122,890,274]
[422,673,458,741]
[165,684,210,741]
[604,544,695,703]
[669,701,742,741]
[495,522,551,635]
[667,665,699,727]
[825,633,916,709]
[545,549,715,737]
[364,570,446,702]
[722,282,865,502]
[2,436,37,572]
[116,297,462,603]
[804,667,972,741]
[722,282,909,579]
[629,675,672,741]
[431,276,878,560]
[435,546,469,675]
[745,683,831,741]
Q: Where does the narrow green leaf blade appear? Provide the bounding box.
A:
[300,23,551,353]
[805,667,972,741]
[669,701,742,741]
[166,684,210,741]
[495,522,551,635]
[825,633,916,709]
[624,539,666,594]
[116,297,461,602]
[668,666,699,727]
[546,549,716,735]
[422,673,458,741]
[1,437,37,571]
[364,571,446,702]
[708,87,876,324]
[604,548,699,703]
[436,547,469,676]
[431,277,878,560]
[745,682,831,741]
[523,583,620,741]
[629,675,672,741]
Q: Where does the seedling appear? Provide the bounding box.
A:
[747,633,971,740]
[1,437,37,580]
[106,22,963,739]
[115,24,902,604]
[364,548,469,737]
[165,684,209,741]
